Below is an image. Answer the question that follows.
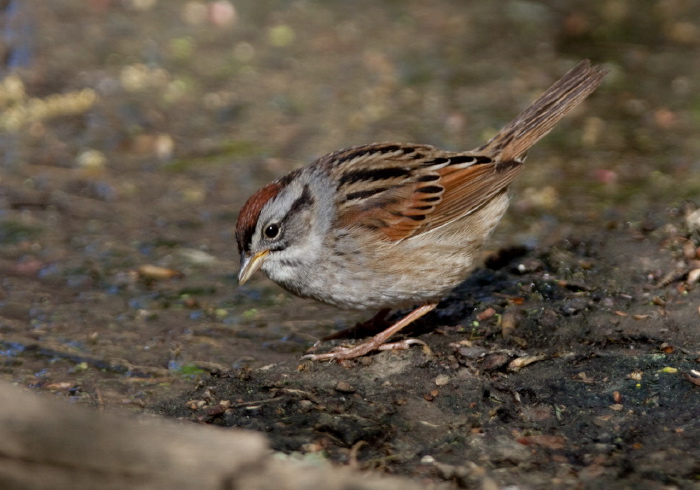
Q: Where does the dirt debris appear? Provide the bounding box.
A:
[155,207,700,488]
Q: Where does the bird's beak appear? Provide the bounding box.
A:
[238,250,269,285]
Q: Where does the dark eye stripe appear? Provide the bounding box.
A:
[289,184,314,214]
[236,169,303,254]
[236,181,283,254]
[278,184,315,229]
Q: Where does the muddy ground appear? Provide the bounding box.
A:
[1,1,700,489]
[157,207,700,488]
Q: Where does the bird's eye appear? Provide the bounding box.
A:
[264,223,280,239]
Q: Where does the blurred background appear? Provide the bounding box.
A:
[0,0,699,406]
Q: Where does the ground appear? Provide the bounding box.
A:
[1,1,700,488]
[155,206,700,488]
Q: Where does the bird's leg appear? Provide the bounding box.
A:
[302,303,438,361]
[319,308,392,341]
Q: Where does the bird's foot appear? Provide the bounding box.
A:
[302,303,437,361]
[302,337,428,361]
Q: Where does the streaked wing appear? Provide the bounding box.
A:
[318,143,523,241]
[313,62,605,242]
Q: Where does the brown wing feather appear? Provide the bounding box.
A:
[352,159,524,240]
[326,60,607,242]
[478,60,607,161]
[328,145,516,241]
[426,158,524,231]
[327,144,445,240]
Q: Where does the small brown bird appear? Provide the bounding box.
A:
[236,60,607,361]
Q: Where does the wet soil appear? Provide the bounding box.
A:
[156,208,700,488]
[1,1,700,488]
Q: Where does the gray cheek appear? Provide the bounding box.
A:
[260,260,275,279]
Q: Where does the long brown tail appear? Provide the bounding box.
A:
[479,60,608,162]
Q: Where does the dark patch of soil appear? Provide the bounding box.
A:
[155,207,700,488]
[2,2,700,487]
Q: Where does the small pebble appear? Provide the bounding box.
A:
[435,374,450,386]
[687,268,700,285]
[501,311,518,336]
[334,381,356,394]
[476,307,496,321]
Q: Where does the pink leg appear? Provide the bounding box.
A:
[302,303,438,361]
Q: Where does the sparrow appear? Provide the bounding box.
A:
[236,60,607,361]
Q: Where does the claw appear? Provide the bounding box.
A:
[301,303,438,361]
[377,338,427,351]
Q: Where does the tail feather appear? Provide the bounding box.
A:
[479,60,608,162]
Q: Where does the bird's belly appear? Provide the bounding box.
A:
[275,243,480,310]
[267,193,508,310]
